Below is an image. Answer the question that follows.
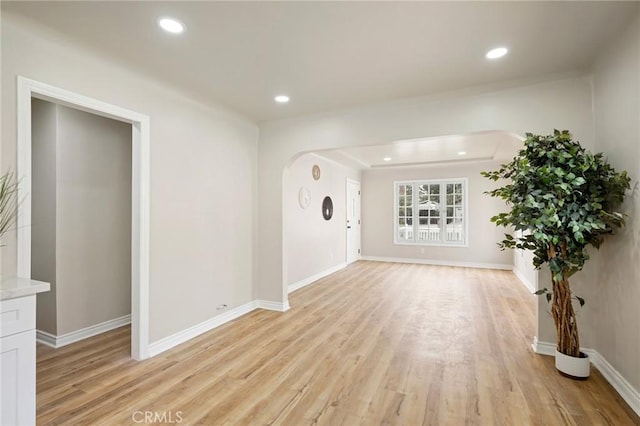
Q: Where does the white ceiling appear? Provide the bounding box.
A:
[315,131,522,170]
[3,1,637,122]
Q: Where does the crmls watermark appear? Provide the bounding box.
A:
[131,410,184,424]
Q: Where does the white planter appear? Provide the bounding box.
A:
[555,349,590,379]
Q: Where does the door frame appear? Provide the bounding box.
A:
[16,76,150,360]
[345,178,361,264]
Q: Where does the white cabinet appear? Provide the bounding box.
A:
[1,278,49,426]
[2,328,36,425]
[1,295,38,426]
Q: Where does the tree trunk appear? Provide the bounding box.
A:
[550,276,580,357]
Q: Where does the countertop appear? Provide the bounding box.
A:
[0,276,50,300]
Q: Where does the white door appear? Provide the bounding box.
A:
[346,180,361,264]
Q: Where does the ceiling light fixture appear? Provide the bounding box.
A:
[458,151,467,155]
[158,17,185,34]
[274,95,290,103]
[486,47,508,59]
[383,157,392,162]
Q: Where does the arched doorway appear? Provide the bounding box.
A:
[281,130,532,308]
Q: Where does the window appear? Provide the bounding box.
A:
[394,178,467,246]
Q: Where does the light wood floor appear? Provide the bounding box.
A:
[37,261,639,425]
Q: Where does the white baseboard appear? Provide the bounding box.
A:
[147,299,291,357]
[513,267,536,292]
[257,299,290,312]
[288,262,347,294]
[587,349,640,416]
[531,336,556,355]
[35,330,57,348]
[361,256,512,270]
[532,338,640,416]
[36,314,131,348]
[148,301,259,357]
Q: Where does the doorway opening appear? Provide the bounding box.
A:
[281,130,528,308]
[16,77,150,360]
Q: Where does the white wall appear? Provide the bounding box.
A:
[592,15,640,392]
[55,104,132,335]
[31,99,58,335]
[513,242,537,293]
[1,12,259,343]
[258,75,594,305]
[284,153,360,287]
[361,161,512,268]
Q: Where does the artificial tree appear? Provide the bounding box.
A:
[482,130,630,357]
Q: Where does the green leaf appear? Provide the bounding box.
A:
[0,172,20,240]
[480,130,630,306]
[546,293,552,303]
[575,296,585,307]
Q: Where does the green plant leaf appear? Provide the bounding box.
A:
[0,172,20,241]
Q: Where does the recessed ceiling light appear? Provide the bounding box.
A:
[158,17,185,34]
[458,151,467,155]
[383,157,392,162]
[274,95,290,103]
[486,47,508,59]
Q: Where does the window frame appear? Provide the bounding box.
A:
[393,178,469,247]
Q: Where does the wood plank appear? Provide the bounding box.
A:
[36,261,640,425]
